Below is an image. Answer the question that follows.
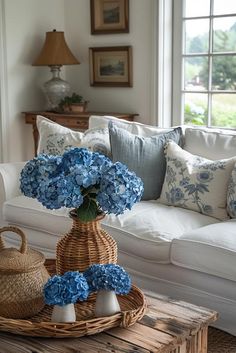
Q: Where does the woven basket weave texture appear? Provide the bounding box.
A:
[0,226,49,319]
[56,211,118,274]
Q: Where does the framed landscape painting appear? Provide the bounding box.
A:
[89,46,132,87]
[90,0,129,34]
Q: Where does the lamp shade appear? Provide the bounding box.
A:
[32,30,80,66]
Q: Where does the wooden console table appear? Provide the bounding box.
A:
[23,111,137,155]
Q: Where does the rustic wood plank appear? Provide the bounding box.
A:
[140,308,196,338]
[107,325,162,351]
[88,332,150,353]
[147,300,217,324]
[146,298,217,334]
[147,294,217,322]
[126,323,176,345]
[201,327,208,353]
[107,324,176,352]
[0,332,118,353]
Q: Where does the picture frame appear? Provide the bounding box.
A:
[89,46,133,87]
[90,0,129,34]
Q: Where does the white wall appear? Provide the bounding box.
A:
[65,0,156,125]
[1,0,156,162]
[2,0,65,162]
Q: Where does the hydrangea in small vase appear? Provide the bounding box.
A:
[43,271,89,322]
[20,148,144,274]
[84,264,131,317]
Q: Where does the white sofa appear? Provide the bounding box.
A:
[0,117,236,335]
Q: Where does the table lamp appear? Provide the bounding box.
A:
[32,29,80,110]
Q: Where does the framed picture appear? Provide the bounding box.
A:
[90,0,129,34]
[89,46,132,87]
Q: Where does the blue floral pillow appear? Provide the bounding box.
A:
[159,141,236,220]
[36,116,111,157]
[227,164,236,218]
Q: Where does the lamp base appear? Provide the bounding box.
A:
[43,66,70,110]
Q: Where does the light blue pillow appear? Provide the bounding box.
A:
[109,122,183,200]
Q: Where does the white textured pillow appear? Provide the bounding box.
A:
[159,141,236,220]
[36,116,111,157]
[184,127,236,160]
[227,163,236,218]
[89,115,173,137]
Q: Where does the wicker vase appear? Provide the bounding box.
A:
[56,210,117,274]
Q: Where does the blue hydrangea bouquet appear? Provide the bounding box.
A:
[20,147,144,222]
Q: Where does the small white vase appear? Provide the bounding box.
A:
[51,303,76,323]
[95,290,121,317]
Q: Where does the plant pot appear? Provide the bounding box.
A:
[62,101,88,113]
[69,101,88,113]
[51,303,76,323]
[95,290,121,317]
[56,210,117,275]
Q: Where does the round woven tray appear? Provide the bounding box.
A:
[0,285,146,338]
[0,260,147,338]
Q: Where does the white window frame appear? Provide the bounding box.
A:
[172,0,183,126]
[153,0,173,128]
[172,0,236,128]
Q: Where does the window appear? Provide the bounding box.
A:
[173,0,236,128]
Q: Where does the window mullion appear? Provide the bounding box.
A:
[207,0,214,127]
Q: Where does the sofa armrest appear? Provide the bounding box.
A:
[0,162,26,221]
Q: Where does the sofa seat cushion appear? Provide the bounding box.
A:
[3,196,217,264]
[171,220,236,282]
[103,202,217,263]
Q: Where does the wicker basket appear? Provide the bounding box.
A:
[56,210,117,274]
[0,284,146,337]
[0,226,49,319]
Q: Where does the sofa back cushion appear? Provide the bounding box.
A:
[109,123,183,200]
[159,140,236,220]
[184,127,236,160]
[89,115,173,137]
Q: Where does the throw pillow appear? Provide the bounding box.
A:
[37,115,83,155]
[36,116,111,157]
[109,122,183,200]
[227,163,236,218]
[159,141,236,220]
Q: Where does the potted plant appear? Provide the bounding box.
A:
[58,92,88,113]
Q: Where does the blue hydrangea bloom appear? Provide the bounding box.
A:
[97,162,144,215]
[84,264,131,295]
[20,148,144,220]
[20,154,62,199]
[43,271,89,306]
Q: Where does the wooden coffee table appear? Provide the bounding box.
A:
[0,292,217,353]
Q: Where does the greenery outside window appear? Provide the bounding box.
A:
[173,0,236,128]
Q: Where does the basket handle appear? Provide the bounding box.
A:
[0,226,27,254]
